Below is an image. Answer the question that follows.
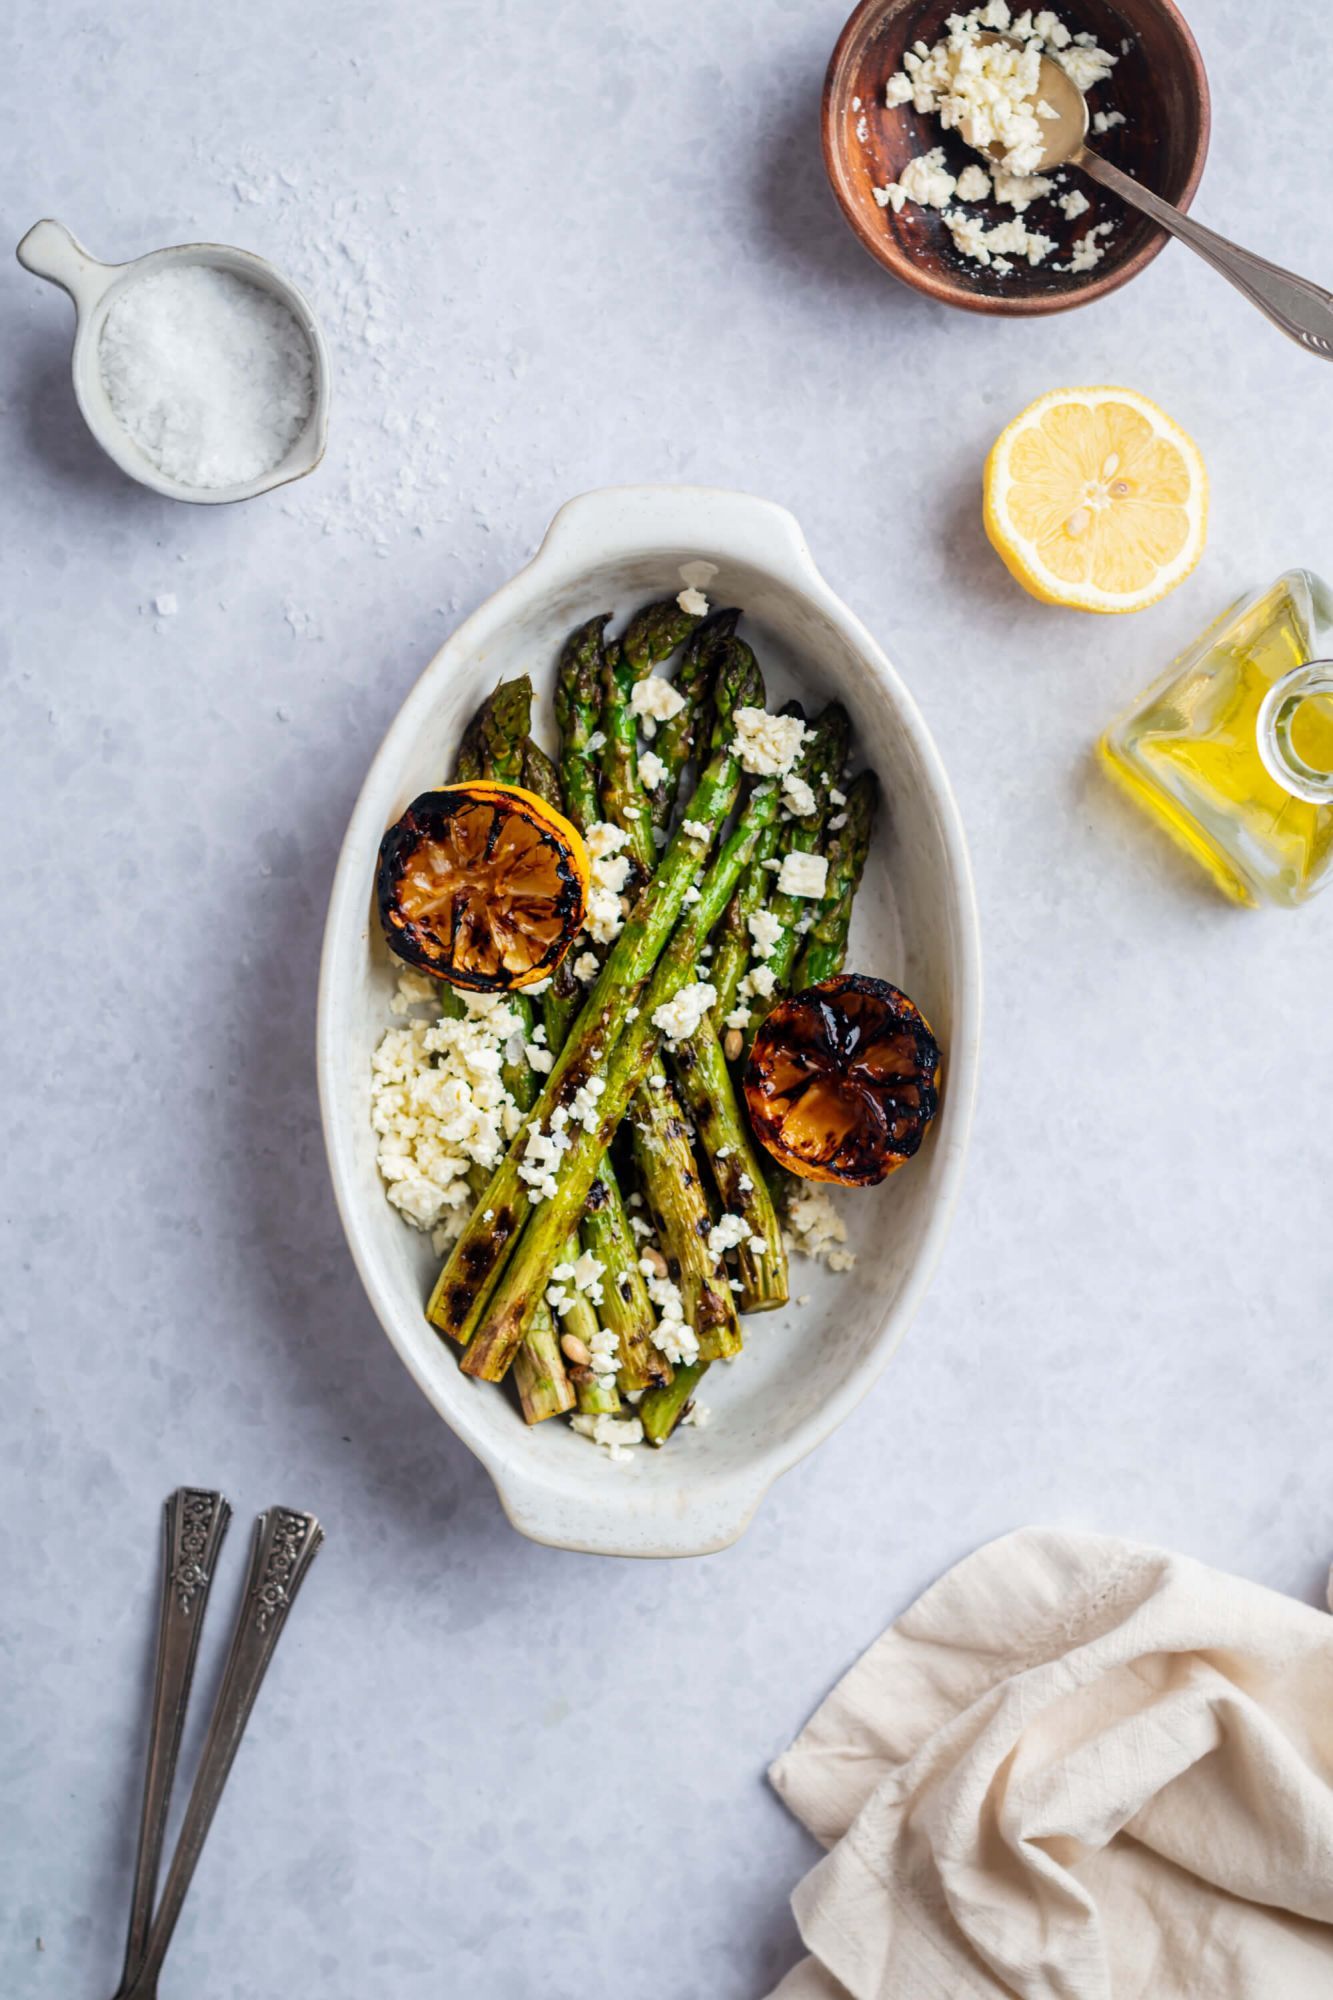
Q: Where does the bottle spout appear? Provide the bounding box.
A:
[1256,662,1333,806]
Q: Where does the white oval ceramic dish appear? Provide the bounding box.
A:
[317,486,982,1558]
[15,217,331,505]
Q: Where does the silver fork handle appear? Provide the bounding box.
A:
[118,1489,231,1996]
[1078,148,1333,360]
[119,1507,324,2000]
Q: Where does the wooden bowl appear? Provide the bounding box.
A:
[822,0,1210,314]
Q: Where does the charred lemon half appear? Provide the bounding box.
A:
[744,974,940,1186]
[377,781,589,992]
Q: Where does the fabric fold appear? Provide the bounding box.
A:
[767,1528,1333,2000]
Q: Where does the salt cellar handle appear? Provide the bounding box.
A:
[16,217,119,314]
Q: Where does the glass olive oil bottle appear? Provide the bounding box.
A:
[1100,570,1333,908]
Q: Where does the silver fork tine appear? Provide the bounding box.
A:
[117,1488,232,1998]
[118,1507,324,2000]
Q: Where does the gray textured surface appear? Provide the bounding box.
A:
[3,1,1333,1994]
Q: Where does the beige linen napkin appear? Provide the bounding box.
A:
[767,1528,1333,2000]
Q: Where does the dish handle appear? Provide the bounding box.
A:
[484,1451,773,1560]
[16,218,118,315]
[529,484,830,600]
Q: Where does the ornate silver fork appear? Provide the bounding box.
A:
[115,1502,324,2000]
[117,1488,232,1995]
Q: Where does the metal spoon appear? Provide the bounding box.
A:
[115,1507,324,2000]
[116,1490,232,1998]
[983,34,1333,358]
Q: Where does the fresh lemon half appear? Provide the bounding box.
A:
[984,387,1208,615]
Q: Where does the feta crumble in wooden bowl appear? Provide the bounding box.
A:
[822,0,1209,314]
[317,487,981,1557]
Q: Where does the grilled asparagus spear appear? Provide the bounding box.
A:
[649,609,739,827]
[792,771,877,990]
[462,760,788,1382]
[597,608,745,1347]
[453,679,573,1420]
[548,617,669,1390]
[427,643,763,1350]
[600,599,703,851]
[740,705,853,1053]
[708,701,806,1027]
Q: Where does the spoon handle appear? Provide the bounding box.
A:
[119,1507,324,2000]
[1078,149,1333,360]
[117,1489,232,1997]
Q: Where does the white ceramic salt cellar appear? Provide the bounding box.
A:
[16,217,331,505]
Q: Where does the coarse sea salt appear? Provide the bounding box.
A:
[98,265,314,489]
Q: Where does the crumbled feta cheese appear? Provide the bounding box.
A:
[581,821,633,945]
[526,1044,554,1074]
[517,1118,572,1203]
[785,1186,857,1273]
[828,813,849,831]
[1054,221,1114,273]
[651,980,717,1046]
[708,1212,752,1259]
[571,1250,605,1302]
[629,676,686,738]
[588,1323,619,1381]
[954,164,992,202]
[638,748,666,791]
[585,820,630,866]
[777,851,829,899]
[992,167,1055,211]
[584,886,626,945]
[642,1265,699,1366]
[879,2,1122,270]
[573,950,599,984]
[829,787,847,806]
[568,1078,607,1134]
[571,1411,644,1459]
[738,1173,754,1194]
[885,19,1055,176]
[748,909,783,960]
[680,817,711,842]
[676,586,710,617]
[724,1004,752,1031]
[945,209,1055,269]
[371,993,523,1238]
[781,772,817,819]
[1058,40,1115,91]
[876,146,957,214]
[731,706,811,778]
[684,884,702,904]
[585,729,606,753]
[739,963,776,1002]
[1057,187,1090,220]
[680,1401,712,1430]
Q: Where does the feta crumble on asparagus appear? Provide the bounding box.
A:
[630,676,686,737]
[777,850,829,899]
[582,821,633,945]
[637,748,666,791]
[731,706,812,778]
[652,980,718,1046]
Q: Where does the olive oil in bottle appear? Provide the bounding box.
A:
[1100,570,1333,908]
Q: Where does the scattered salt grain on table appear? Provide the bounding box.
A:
[99,265,314,489]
